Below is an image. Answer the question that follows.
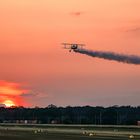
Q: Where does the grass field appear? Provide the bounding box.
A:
[0,124,140,140]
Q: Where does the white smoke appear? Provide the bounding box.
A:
[74,48,140,65]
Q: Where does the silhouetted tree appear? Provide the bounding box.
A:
[0,106,139,125]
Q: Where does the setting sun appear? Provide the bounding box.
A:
[0,81,28,107]
[3,100,15,107]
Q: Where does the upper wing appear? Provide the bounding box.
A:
[76,44,85,46]
[62,43,73,46]
[62,43,85,46]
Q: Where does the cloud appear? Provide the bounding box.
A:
[126,27,140,33]
[0,104,6,107]
[20,90,48,98]
[70,11,84,16]
[20,92,37,97]
[125,27,140,38]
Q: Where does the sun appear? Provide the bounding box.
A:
[3,100,15,107]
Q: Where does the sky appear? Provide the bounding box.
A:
[0,0,140,107]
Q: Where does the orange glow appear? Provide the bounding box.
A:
[0,81,29,106]
[0,81,27,96]
[3,100,15,107]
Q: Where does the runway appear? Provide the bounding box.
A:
[0,129,140,140]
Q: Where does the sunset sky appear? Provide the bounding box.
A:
[0,0,140,107]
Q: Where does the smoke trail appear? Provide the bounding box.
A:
[74,48,140,65]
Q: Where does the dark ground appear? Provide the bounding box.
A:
[0,129,140,140]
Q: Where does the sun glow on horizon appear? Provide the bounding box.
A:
[3,100,15,107]
[0,81,29,107]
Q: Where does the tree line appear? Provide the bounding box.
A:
[0,105,140,125]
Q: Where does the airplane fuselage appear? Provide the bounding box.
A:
[71,45,78,50]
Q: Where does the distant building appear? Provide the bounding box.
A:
[137,121,140,126]
[16,120,38,124]
[51,120,59,124]
[3,120,38,124]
